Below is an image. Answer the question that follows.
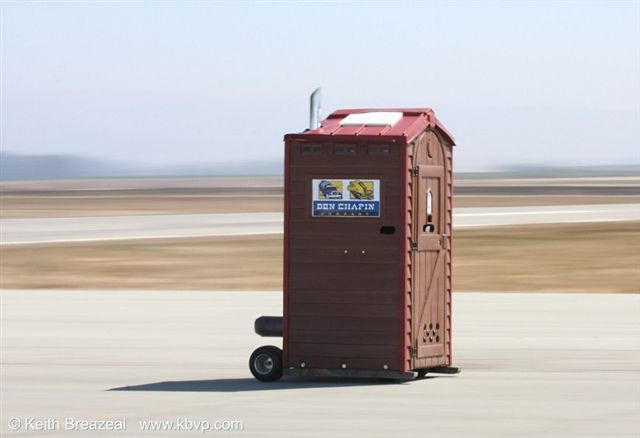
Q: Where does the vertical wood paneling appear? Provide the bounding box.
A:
[410,131,453,370]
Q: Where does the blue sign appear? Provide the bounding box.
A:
[313,200,380,217]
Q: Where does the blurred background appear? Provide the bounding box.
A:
[1,2,638,292]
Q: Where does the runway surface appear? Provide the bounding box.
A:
[2,204,638,245]
[1,290,638,437]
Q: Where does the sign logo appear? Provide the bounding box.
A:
[312,179,380,217]
[318,180,343,200]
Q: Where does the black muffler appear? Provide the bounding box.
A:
[254,316,283,337]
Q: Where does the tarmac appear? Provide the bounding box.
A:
[2,203,638,245]
[1,290,638,437]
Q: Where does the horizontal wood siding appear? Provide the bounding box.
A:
[285,140,404,371]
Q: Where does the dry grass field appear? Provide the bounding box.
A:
[2,222,638,292]
[0,194,283,217]
[2,176,638,292]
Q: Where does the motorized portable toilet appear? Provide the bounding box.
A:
[250,103,457,381]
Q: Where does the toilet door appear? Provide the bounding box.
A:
[412,164,447,360]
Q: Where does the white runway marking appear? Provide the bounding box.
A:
[1,204,638,245]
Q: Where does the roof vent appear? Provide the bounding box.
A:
[339,111,403,126]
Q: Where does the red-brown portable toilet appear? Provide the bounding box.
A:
[250,92,458,381]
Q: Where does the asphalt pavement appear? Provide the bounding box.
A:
[1,290,638,437]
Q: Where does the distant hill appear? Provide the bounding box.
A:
[1,151,637,181]
[0,152,282,181]
[0,152,121,180]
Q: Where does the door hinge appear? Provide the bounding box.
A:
[410,347,417,358]
[412,166,419,177]
[411,241,418,251]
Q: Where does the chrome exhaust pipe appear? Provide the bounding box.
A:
[309,87,321,130]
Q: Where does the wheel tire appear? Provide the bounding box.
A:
[249,346,283,382]
[416,369,428,379]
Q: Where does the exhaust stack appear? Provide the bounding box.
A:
[309,88,321,130]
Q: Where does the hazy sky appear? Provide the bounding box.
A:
[1,2,639,171]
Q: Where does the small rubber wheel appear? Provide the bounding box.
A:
[249,346,283,382]
[416,369,428,379]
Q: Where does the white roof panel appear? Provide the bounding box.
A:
[339,111,403,127]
